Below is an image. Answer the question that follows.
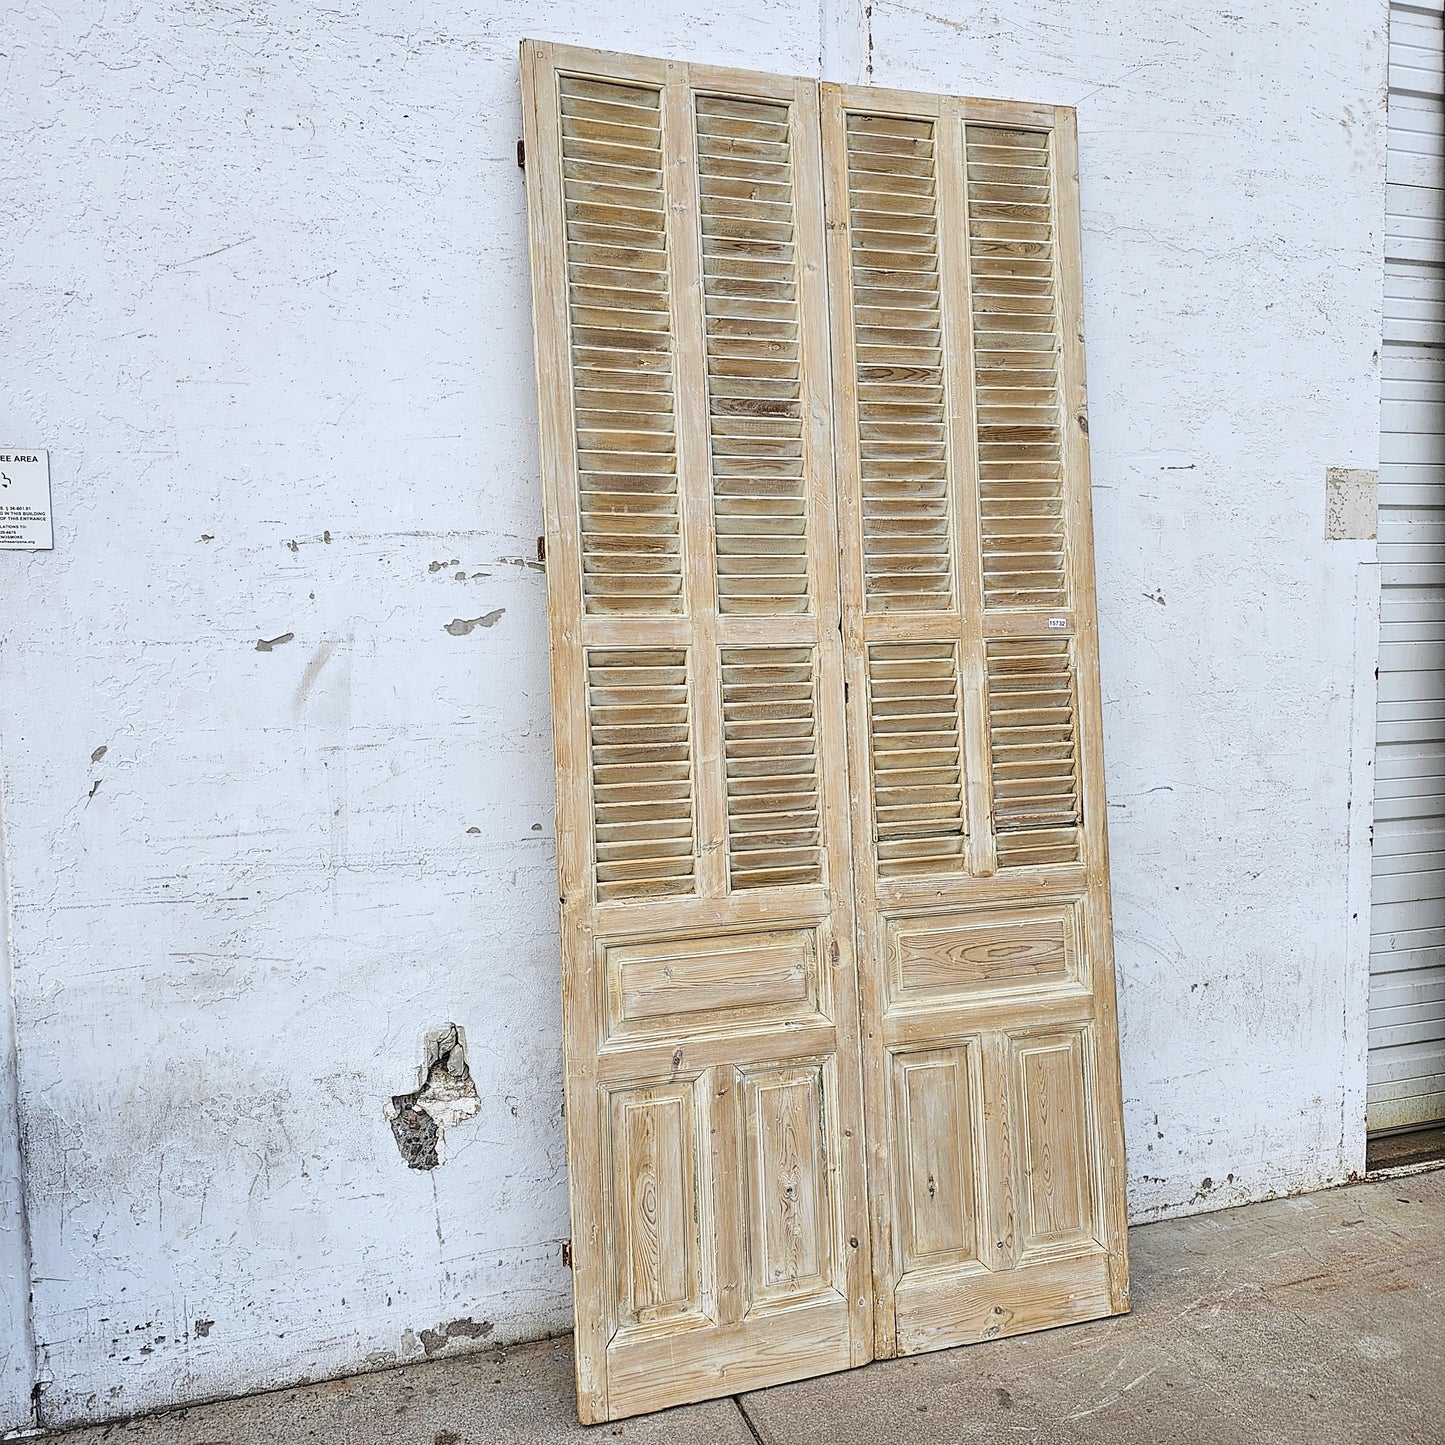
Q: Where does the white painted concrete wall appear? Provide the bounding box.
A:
[0,0,1387,1430]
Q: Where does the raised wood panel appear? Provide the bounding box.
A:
[743,1064,835,1308]
[603,927,821,1041]
[608,1081,704,1334]
[886,902,1077,1004]
[893,1046,982,1269]
[1013,1031,1097,1255]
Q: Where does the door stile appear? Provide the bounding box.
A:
[519,38,613,1419]
[1050,105,1130,1310]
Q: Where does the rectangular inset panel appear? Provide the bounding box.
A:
[604,927,822,1040]
[867,642,967,877]
[722,648,823,888]
[887,903,1078,1005]
[963,124,1068,610]
[587,648,696,901]
[893,1047,981,1270]
[609,1082,703,1332]
[559,75,684,616]
[743,1065,833,1308]
[697,95,812,616]
[984,637,1081,867]
[843,113,955,612]
[1014,1031,1096,1253]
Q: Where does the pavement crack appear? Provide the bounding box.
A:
[734,1394,769,1445]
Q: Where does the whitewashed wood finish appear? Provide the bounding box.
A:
[823,84,1129,1360]
[524,42,1127,1420]
[522,41,872,1424]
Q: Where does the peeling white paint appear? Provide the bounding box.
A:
[0,0,1388,1431]
[1326,468,1380,541]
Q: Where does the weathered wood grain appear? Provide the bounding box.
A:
[823,82,1128,1363]
[524,42,1127,1421]
[521,40,872,1424]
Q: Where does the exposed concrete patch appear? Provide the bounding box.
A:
[417,1318,493,1358]
[386,1026,480,1170]
[254,632,294,652]
[442,610,504,637]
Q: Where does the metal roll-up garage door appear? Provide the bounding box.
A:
[1370,0,1445,1135]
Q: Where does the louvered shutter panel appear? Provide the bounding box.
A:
[522,43,872,1423]
[823,87,1129,1359]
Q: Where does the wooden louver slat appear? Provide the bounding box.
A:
[985,636,1081,866]
[965,124,1068,610]
[866,641,967,875]
[722,647,823,888]
[587,647,696,899]
[561,75,684,616]
[843,114,955,612]
[698,96,813,615]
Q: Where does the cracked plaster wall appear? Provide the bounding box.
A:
[0,0,1387,1430]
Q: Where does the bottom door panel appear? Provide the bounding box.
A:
[875,899,1127,1359]
[894,1047,985,1272]
[586,922,870,1421]
[600,1054,861,1417]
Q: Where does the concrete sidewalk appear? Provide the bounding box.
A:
[46,1169,1445,1445]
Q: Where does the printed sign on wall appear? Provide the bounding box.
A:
[0,450,53,550]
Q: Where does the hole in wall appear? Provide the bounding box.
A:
[387,1023,480,1170]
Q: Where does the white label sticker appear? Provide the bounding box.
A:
[0,450,53,551]
[1047,616,1068,630]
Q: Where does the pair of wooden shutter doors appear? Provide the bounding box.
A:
[520,40,1129,1423]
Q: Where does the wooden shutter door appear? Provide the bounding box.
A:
[521,42,872,1422]
[821,86,1130,1358]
